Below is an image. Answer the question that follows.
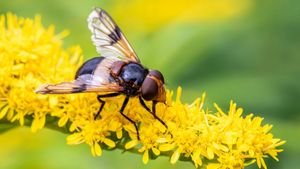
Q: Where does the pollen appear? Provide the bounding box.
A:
[0,13,285,169]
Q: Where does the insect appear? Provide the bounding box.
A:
[35,8,167,140]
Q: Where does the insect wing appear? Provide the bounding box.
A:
[35,74,122,94]
[88,8,140,63]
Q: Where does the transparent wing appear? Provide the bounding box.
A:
[35,74,123,94]
[87,7,140,63]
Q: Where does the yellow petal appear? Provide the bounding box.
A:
[116,130,123,139]
[192,150,202,167]
[213,103,225,115]
[125,140,138,149]
[260,157,267,169]
[207,163,221,169]
[138,146,146,153]
[142,150,149,164]
[38,115,45,129]
[213,142,228,152]
[236,107,243,116]
[154,122,166,132]
[6,108,14,121]
[244,159,256,166]
[31,118,39,133]
[156,138,168,143]
[192,159,201,168]
[93,143,102,157]
[58,115,68,127]
[19,114,24,126]
[257,156,262,168]
[239,144,249,152]
[159,143,175,151]
[10,115,18,123]
[0,105,9,119]
[109,120,118,131]
[274,140,286,147]
[175,87,182,103]
[67,133,84,145]
[207,147,214,159]
[103,138,116,148]
[152,147,160,156]
[170,148,181,164]
[0,102,7,109]
[200,92,206,109]
[69,123,77,132]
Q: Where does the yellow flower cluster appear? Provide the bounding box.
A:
[0,13,285,169]
[0,13,82,132]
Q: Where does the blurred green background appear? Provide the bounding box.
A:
[0,0,299,168]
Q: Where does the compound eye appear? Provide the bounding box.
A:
[141,77,158,101]
[149,70,164,84]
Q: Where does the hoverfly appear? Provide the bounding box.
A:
[35,8,167,140]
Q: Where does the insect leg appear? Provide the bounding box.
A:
[119,96,140,140]
[138,97,168,129]
[151,100,173,138]
[94,93,120,120]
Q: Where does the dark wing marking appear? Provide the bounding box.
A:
[87,7,140,63]
[35,74,123,94]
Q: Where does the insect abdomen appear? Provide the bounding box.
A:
[75,57,104,78]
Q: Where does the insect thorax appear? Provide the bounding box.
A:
[119,63,148,95]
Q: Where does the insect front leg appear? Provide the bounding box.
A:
[138,97,168,129]
[95,93,120,120]
[119,96,140,140]
[152,101,168,129]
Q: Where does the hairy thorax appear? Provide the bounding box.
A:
[118,63,148,96]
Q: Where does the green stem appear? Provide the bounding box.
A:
[0,121,19,133]
[0,116,202,168]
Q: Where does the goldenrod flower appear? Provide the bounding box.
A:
[0,13,285,169]
[0,13,82,132]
